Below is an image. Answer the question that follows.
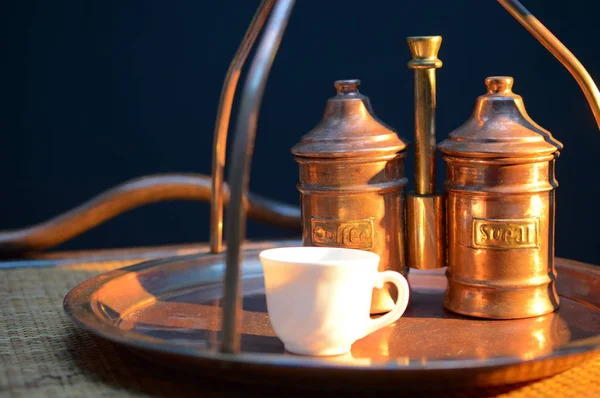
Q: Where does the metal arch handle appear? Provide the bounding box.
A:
[498,0,600,130]
[218,0,600,353]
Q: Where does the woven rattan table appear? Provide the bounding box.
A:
[1,244,598,398]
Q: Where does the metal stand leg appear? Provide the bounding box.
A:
[220,0,296,354]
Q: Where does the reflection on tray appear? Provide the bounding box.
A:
[109,286,600,363]
[65,248,600,388]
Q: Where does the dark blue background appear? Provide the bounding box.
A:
[3,1,600,265]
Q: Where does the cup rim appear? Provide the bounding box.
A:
[258,246,380,266]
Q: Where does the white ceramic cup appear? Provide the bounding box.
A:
[259,246,410,356]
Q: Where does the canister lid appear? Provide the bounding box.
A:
[291,79,408,158]
[438,76,563,158]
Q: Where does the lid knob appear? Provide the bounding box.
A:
[334,79,361,95]
[485,76,514,94]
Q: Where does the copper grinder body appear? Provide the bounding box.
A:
[292,80,409,314]
[438,77,563,319]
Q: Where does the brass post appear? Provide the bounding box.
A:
[407,36,441,195]
[405,36,446,270]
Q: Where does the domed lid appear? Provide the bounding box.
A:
[291,79,407,158]
[438,76,562,158]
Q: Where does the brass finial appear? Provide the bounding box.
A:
[485,76,514,94]
[406,36,443,69]
[334,79,361,95]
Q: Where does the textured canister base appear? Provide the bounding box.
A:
[443,279,560,319]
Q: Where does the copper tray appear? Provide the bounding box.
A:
[64,240,600,390]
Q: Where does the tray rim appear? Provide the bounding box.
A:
[63,239,600,375]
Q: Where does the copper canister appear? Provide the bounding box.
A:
[291,79,409,314]
[438,76,563,319]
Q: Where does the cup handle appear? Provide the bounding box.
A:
[362,271,410,338]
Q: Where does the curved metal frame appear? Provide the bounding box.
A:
[220,0,296,354]
[218,0,600,353]
[0,174,299,255]
[210,0,275,255]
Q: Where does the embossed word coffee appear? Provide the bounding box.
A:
[311,217,374,250]
[292,80,408,314]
